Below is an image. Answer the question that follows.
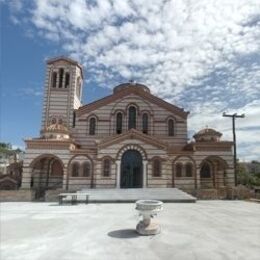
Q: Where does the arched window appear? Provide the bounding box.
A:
[186,163,193,177]
[89,118,96,135]
[71,162,79,177]
[176,163,182,177]
[52,72,57,88]
[59,68,64,88]
[201,163,211,178]
[168,119,175,136]
[82,162,90,177]
[128,106,136,129]
[103,159,111,177]
[51,118,56,124]
[116,112,123,134]
[65,72,70,88]
[142,113,148,134]
[153,159,161,177]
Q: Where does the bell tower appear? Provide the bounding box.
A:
[41,56,83,132]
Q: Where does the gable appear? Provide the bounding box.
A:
[47,56,82,67]
[98,129,168,150]
[77,85,189,119]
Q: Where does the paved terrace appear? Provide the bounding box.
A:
[1,201,260,260]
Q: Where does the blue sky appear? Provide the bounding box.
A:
[1,0,260,161]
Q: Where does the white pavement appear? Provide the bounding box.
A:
[1,201,260,260]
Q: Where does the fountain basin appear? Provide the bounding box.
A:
[135,200,163,236]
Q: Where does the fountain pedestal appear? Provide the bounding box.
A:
[135,200,163,235]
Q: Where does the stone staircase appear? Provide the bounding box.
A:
[77,188,196,203]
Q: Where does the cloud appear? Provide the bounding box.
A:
[20,87,43,97]
[4,0,260,160]
[12,144,25,151]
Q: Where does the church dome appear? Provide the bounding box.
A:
[193,128,222,142]
[113,81,151,94]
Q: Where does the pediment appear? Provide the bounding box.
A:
[97,129,168,150]
[77,85,189,119]
[47,56,82,67]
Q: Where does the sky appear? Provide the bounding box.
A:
[0,0,260,161]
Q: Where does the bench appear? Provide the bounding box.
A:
[58,193,89,205]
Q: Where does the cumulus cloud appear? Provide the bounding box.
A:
[4,0,260,160]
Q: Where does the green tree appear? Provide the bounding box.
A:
[0,142,12,150]
[238,162,260,187]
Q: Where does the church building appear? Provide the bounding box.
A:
[21,57,235,191]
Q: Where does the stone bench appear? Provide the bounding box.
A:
[58,193,89,205]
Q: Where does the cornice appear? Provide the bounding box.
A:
[24,138,78,150]
[190,141,233,151]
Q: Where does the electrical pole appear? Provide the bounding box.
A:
[222,112,245,186]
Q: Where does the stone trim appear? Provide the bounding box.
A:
[198,155,229,168]
[98,155,116,163]
[116,144,147,160]
[29,153,65,168]
[172,155,197,165]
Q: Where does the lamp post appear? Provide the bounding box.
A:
[222,113,245,186]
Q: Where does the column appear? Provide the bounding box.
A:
[62,167,68,190]
[196,167,200,189]
[62,71,66,88]
[116,160,121,188]
[143,160,148,188]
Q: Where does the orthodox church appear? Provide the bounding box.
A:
[21,57,234,191]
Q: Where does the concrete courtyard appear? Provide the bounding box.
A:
[1,201,260,260]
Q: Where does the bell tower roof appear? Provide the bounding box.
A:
[46,56,83,78]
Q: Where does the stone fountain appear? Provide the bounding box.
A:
[135,200,163,235]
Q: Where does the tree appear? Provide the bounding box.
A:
[0,143,12,150]
[238,162,260,188]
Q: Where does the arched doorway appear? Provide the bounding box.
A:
[121,150,143,188]
[200,156,229,188]
[30,155,63,190]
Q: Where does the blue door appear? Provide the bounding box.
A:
[121,150,143,188]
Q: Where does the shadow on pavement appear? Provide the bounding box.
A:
[108,229,139,239]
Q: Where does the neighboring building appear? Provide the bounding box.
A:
[0,148,24,190]
[21,57,235,191]
[0,152,9,175]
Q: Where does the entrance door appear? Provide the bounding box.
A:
[121,150,143,188]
